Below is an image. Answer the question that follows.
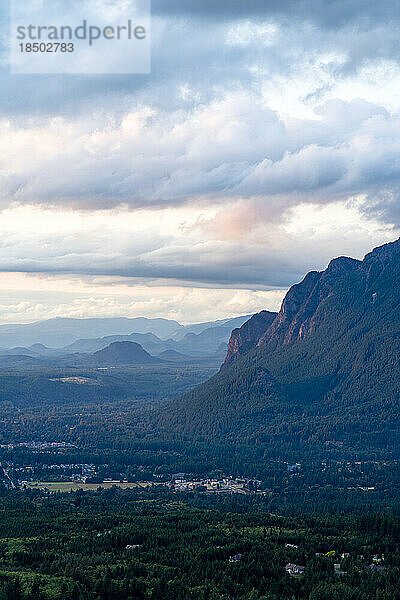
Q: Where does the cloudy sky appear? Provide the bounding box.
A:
[0,0,399,324]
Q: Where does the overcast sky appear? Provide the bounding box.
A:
[0,0,399,324]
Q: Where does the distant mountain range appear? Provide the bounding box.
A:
[0,315,252,359]
[159,238,400,452]
[0,341,164,369]
[0,317,182,348]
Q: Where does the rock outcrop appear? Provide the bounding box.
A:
[258,256,361,347]
[223,311,277,366]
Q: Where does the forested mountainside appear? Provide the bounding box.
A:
[159,239,400,451]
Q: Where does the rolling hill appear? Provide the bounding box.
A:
[91,341,163,366]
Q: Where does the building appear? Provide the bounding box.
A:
[368,564,385,572]
[334,564,346,576]
[229,554,242,563]
[285,563,305,576]
[287,463,301,472]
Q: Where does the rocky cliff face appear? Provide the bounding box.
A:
[258,255,361,348]
[223,311,277,366]
[223,237,400,364]
[258,238,400,349]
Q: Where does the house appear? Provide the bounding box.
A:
[368,564,385,572]
[372,554,384,563]
[125,544,141,550]
[229,554,242,563]
[334,564,346,576]
[171,473,187,482]
[285,543,298,549]
[285,563,305,576]
[287,463,301,472]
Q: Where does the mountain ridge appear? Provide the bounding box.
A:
[158,238,400,450]
[0,315,251,352]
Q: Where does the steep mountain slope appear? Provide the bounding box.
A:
[92,342,162,366]
[224,310,277,366]
[159,239,400,451]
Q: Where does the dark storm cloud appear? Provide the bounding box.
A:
[153,0,397,29]
[0,236,339,289]
[1,0,400,117]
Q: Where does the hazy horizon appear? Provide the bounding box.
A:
[0,313,253,328]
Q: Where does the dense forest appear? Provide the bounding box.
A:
[0,486,399,600]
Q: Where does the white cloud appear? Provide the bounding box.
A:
[0,2,400,322]
[0,274,285,324]
[2,93,400,225]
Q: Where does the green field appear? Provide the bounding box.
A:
[26,481,154,492]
